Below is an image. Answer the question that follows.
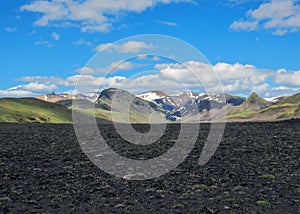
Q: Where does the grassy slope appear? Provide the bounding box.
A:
[58,98,165,123]
[3,92,299,124]
[227,93,300,121]
[0,98,72,123]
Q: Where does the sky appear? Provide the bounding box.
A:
[1,0,300,98]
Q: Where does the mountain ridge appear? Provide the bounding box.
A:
[1,89,300,123]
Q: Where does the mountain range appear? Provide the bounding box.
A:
[1,88,300,123]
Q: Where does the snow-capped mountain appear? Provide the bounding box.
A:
[264,96,287,104]
[136,90,169,102]
[37,92,101,103]
[136,90,246,120]
[74,92,101,102]
[36,88,300,122]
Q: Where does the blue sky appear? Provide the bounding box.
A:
[1,0,300,98]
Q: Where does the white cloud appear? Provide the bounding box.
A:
[0,83,59,97]
[153,56,160,61]
[73,38,93,46]
[81,23,112,33]
[116,41,154,53]
[5,61,300,98]
[231,0,300,35]
[9,82,58,93]
[20,0,192,33]
[29,30,37,35]
[19,76,67,86]
[231,20,258,31]
[95,41,154,53]
[157,20,177,26]
[76,61,145,75]
[264,85,300,98]
[154,61,272,94]
[98,61,142,73]
[5,27,17,33]
[34,40,53,48]
[95,43,113,52]
[67,75,128,93]
[275,68,300,86]
[0,90,36,97]
[51,32,60,41]
[76,67,96,75]
[137,54,148,60]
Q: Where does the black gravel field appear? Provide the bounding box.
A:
[1,120,300,213]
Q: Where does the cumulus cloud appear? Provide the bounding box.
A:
[20,0,192,33]
[275,69,300,86]
[231,20,258,31]
[0,90,36,97]
[154,61,272,94]
[264,85,300,97]
[95,41,154,53]
[0,82,59,97]
[4,61,300,98]
[9,82,58,93]
[231,0,300,35]
[76,67,96,75]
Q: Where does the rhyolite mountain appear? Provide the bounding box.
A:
[137,90,246,121]
[93,88,166,123]
[135,90,245,121]
[74,89,300,122]
[1,89,300,123]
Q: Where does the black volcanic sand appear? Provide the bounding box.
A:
[0,120,300,213]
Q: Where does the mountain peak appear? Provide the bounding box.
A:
[244,92,271,110]
[249,92,259,97]
[247,92,260,102]
[137,90,169,102]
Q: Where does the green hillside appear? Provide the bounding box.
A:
[2,91,300,124]
[0,98,72,123]
[230,92,271,114]
[227,93,300,121]
[280,93,300,104]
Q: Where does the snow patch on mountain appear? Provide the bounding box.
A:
[136,92,166,102]
[264,97,280,103]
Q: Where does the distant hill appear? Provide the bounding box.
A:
[0,98,72,123]
[37,92,100,103]
[36,92,73,103]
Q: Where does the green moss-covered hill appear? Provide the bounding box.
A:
[0,98,72,123]
[227,93,300,121]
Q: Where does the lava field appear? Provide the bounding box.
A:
[0,120,300,213]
